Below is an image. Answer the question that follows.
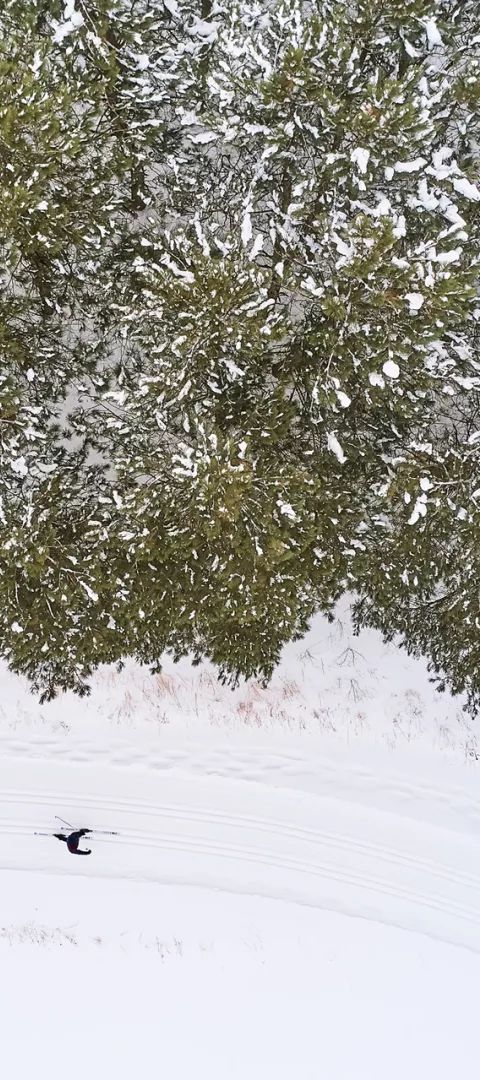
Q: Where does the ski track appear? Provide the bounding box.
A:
[3,822,480,928]
[1,762,480,954]
[1,734,480,835]
[2,787,480,893]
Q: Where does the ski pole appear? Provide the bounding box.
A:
[55,816,74,830]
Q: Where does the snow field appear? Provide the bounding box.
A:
[1,606,479,1078]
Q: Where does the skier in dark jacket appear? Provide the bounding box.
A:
[53,828,92,855]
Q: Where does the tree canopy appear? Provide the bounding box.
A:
[1,0,480,705]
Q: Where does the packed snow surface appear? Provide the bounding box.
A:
[1,603,479,1078]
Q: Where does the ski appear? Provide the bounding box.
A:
[54,817,118,836]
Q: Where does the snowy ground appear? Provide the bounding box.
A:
[1,602,479,1078]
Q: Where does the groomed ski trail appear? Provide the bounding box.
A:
[0,756,479,953]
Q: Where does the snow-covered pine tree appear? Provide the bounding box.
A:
[1,0,479,704]
[350,1,480,712]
